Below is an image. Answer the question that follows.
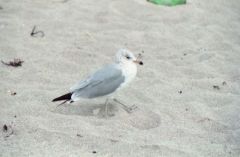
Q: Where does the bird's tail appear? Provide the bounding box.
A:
[52,93,72,102]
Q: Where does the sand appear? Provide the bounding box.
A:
[0,0,240,156]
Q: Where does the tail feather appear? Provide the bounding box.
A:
[52,93,72,102]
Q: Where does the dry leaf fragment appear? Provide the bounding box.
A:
[1,58,24,67]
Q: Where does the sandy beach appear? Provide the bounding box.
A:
[0,0,240,156]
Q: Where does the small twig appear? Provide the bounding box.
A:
[31,25,44,37]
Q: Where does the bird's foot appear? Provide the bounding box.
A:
[124,104,138,113]
[112,98,138,113]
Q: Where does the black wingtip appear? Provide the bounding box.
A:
[52,98,57,102]
[52,93,72,102]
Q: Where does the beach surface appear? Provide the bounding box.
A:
[0,0,240,156]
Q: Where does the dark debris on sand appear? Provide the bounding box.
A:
[1,58,24,67]
[3,124,8,132]
[2,124,14,138]
[30,25,44,37]
[213,85,220,90]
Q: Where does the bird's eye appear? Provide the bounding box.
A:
[126,56,131,59]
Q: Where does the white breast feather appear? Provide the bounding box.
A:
[118,62,137,89]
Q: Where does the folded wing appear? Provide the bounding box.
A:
[70,64,125,101]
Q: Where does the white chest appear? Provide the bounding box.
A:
[119,62,137,88]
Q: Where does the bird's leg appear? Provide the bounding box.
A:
[56,100,73,108]
[104,98,109,118]
[112,98,138,113]
[56,100,68,107]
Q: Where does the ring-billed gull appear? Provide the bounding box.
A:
[52,49,143,113]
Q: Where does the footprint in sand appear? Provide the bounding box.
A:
[96,103,162,130]
[123,108,161,130]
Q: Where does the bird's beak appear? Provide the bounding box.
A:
[133,60,143,65]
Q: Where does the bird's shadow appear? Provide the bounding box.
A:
[53,102,121,118]
[52,101,162,130]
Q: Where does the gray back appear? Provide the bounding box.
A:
[71,64,125,99]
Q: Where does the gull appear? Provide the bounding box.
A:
[52,49,143,114]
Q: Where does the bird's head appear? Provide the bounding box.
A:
[115,49,143,65]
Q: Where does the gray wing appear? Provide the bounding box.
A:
[71,64,125,100]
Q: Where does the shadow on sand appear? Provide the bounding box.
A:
[53,102,161,130]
